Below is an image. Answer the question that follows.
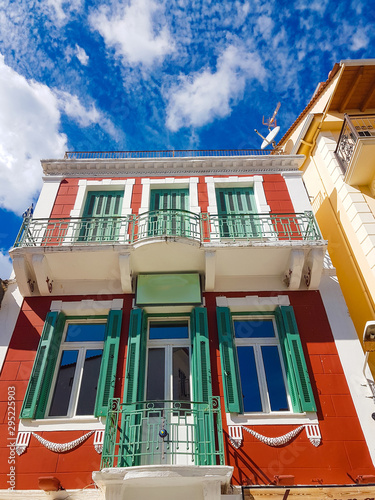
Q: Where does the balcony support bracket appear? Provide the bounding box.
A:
[119,253,132,293]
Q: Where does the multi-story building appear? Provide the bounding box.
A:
[277,58,375,378]
[1,148,375,499]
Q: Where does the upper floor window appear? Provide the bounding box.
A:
[148,188,190,238]
[215,187,259,238]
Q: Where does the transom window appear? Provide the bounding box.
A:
[145,320,191,404]
[48,322,106,417]
[234,317,291,413]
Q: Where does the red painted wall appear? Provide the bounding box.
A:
[1,291,374,490]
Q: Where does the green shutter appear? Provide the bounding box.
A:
[94,310,122,417]
[190,307,212,403]
[216,307,243,413]
[123,308,147,405]
[191,307,215,465]
[20,311,65,419]
[275,306,316,413]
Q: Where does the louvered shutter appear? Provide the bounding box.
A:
[275,306,316,412]
[94,310,122,417]
[191,307,215,465]
[20,311,65,419]
[216,307,243,413]
[123,308,147,405]
[191,307,212,403]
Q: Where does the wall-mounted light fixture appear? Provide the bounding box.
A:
[38,476,62,492]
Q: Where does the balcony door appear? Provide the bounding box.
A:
[149,188,189,237]
[216,187,259,238]
[79,191,123,242]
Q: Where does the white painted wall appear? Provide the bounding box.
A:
[0,278,23,373]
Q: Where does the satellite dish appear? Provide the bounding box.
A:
[261,126,280,149]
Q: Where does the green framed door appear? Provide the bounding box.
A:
[79,191,123,242]
[216,187,259,238]
[149,189,189,237]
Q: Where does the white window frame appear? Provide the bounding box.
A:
[18,299,123,432]
[216,295,318,427]
[145,317,192,402]
[46,319,106,419]
[233,315,292,415]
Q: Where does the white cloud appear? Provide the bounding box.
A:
[89,0,174,66]
[166,45,265,131]
[75,44,89,66]
[41,0,83,25]
[0,55,119,215]
[0,250,12,279]
[351,30,369,51]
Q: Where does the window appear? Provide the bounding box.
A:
[234,317,290,413]
[148,188,190,237]
[48,323,106,417]
[215,187,259,238]
[217,306,316,415]
[20,310,122,420]
[78,190,124,242]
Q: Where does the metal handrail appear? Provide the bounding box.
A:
[101,397,224,468]
[13,211,321,248]
[335,114,375,173]
[64,149,273,160]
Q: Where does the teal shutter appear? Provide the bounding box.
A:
[80,190,123,242]
[20,311,66,419]
[123,308,147,405]
[94,310,122,417]
[190,307,212,403]
[275,306,316,412]
[216,187,259,238]
[121,308,146,467]
[191,307,215,465]
[216,307,243,413]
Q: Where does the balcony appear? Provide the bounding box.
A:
[335,114,375,186]
[10,211,326,296]
[101,397,224,468]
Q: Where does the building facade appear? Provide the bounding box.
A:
[1,150,375,499]
[277,59,375,379]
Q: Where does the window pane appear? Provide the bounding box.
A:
[262,346,289,411]
[65,323,106,342]
[234,319,275,338]
[237,346,262,412]
[173,347,190,401]
[146,348,165,401]
[149,321,189,339]
[76,349,103,415]
[49,350,78,416]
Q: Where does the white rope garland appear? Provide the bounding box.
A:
[31,430,94,453]
[229,425,305,449]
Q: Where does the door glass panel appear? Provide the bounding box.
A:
[237,346,262,412]
[149,321,189,339]
[172,347,190,401]
[49,350,78,416]
[76,349,103,415]
[234,319,275,338]
[262,345,289,411]
[146,348,165,401]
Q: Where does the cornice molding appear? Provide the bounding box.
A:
[41,155,305,177]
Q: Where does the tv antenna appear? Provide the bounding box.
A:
[254,102,281,150]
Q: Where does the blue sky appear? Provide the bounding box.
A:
[0,0,374,277]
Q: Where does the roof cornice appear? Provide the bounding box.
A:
[41,155,305,177]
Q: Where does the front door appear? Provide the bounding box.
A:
[143,320,193,465]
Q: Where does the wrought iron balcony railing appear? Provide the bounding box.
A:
[13,210,321,248]
[64,149,273,160]
[101,398,224,468]
[335,114,375,173]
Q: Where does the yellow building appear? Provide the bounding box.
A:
[278,59,375,376]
